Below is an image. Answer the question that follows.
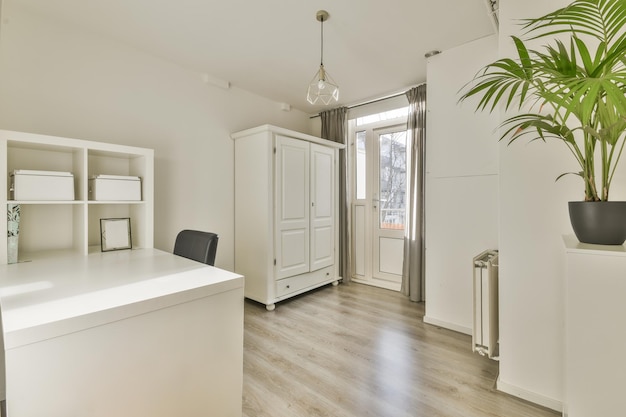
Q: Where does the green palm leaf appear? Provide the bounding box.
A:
[522,0,626,44]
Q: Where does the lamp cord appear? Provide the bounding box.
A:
[320,16,324,66]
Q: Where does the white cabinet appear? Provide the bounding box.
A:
[232,125,343,310]
[563,235,626,417]
[0,130,154,264]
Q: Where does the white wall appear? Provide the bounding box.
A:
[423,0,573,409]
[497,0,626,409]
[424,35,499,334]
[496,0,572,409]
[423,4,567,406]
[426,0,581,409]
[425,0,626,410]
[0,2,312,270]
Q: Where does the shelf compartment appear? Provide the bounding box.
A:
[8,143,85,201]
[12,204,85,260]
[87,204,147,250]
[88,151,147,181]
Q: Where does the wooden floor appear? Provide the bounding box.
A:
[243,282,560,417]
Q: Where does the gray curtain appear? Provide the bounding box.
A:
[401,85,426,302]
[320,107,351,283]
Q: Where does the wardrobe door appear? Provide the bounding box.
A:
[275,136,310,279]
[310,143,335,271]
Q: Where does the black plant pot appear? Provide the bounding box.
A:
[568,201,626,245]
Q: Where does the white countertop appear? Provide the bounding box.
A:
[0,248,244,349]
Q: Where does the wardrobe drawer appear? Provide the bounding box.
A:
[275,266,334,297]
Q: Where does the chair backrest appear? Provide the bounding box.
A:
[173,230,219,266]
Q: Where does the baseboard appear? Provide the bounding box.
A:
[351,277,401,292]
[423,315,472,336]
[497,377,563,412]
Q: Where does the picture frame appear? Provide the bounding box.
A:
[100,218,132,252]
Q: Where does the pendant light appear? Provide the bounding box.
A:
[306,10,339,105]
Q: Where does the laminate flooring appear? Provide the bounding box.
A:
[243,282,560,417]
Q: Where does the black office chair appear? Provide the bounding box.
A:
[173,230,219,266]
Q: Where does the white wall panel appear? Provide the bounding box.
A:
[426,35,499,178]
[378,237,403,275]
[424,175,498,334]
[424,35,499,334]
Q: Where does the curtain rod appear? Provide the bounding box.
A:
[309,82,425,119]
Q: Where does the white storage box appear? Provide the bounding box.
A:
[10,170,75,201]
[89,175,141,201]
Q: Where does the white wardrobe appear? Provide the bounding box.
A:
[232,125,343,310]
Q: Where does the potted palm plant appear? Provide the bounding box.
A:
[459,0,626,244]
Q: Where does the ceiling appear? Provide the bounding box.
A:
[15,0,496,114]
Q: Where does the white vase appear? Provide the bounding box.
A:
[7,235,18,264]
[7,203,20,264]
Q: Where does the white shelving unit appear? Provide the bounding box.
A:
[0,130,154,264]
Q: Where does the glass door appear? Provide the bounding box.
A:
[350,116,408,290]
[372,127,407,284]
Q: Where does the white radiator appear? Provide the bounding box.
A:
[472,249,499,360]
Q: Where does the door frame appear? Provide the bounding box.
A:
[348,117,408,291]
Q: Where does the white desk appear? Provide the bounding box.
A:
[0,248,244,417]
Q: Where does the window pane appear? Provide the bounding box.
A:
[356,130,366,200]
[356,107,408,126]
[379,130,407,230]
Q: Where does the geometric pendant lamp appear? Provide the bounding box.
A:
[306,10,339,105]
